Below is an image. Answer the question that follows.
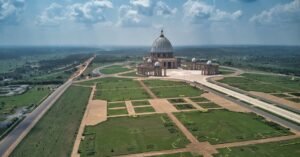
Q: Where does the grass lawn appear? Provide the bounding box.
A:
[218,73,300,93]
[79,114,190,157]
[131,100,151,106]
[168,98,186,104]
[100,65,131,74]
[94,88,150,102]
[108,102,126,108]
[151,86,204,98]
[96,77,142,90]
[108,108,128,116]
[197,103,220,109]
[152,152,202,157]
[175,110,292,144]
[143,80,187,87]
[189,97,209,102]
[11,85,91,157]
[173,104,195,110]
[214,138,300,157]
[287,98,300,103]
[119,71,140,77]
[0,85,53,115]
[134,106,155,113]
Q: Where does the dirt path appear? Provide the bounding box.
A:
[149,99,177,113]
[183,98,206,111]
[138,79,157,99]
[250,91,300,110]
[167,113,217,157]
[118,148,190,157]
[214,134,300,149]
[202,93,250,113]
[125,101,136,116]
[71,85,108,157]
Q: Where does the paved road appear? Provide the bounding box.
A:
[0,57,94,157]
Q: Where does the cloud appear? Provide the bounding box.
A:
[117,5,148,27]
[250,0,300,24]
[183,0,242,23]
[231,0,257,2]
[36,0,113,26]
[118,0,176,27]
[36,3,66,26]
[69,0,113,24]
[0,0,25,24]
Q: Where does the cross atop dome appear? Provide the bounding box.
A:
[160,29,164,37]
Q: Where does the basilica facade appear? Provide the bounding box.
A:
[137,30,219,77]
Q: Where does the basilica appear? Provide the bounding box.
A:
[137,30,219,76]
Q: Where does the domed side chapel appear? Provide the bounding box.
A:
[137,30,219,77]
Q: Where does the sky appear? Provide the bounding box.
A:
[0,0,299,46]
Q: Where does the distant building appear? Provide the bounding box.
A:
[137,30,219,76]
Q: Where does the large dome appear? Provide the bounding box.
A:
[150,30,173,53]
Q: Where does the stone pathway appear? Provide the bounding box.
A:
[214,134,300,149]
[202,92,250,113]
[183,97,206,111]
[138,79,157,99]
[125,101,136,116]
[149,99,177,113]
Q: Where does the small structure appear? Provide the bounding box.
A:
[182,58,219,75]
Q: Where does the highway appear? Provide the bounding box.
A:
[167,69,300,125]
[0,57,94,157]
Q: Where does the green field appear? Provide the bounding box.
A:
[0,85,53,115]
[119,71,140,77]
[92,77,150,101]
[189,97,209,102]
[108,108,128,116]
[100,65,131,74]
[96,77,141,89]
[11,86,91,157]
[108,102,126,108]
[79,114,190,157]
[151,86,204,98]
[168,98,186,104]
[143,80,187,87]
[218,73,300,93]
[175,110,291,144]
[94,88,150,102]
[82,62,105,76]
[152,152,202,157]
[197,103,220,109]
[131,100,151,106]
[214,138,300,157]
[134,106,155,113]
[173,104,195,110]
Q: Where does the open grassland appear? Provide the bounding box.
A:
[119,71,140,77]
[218,73,300,93]
[93,77,150,101]
[108,108,128,116]
[151,86,204,98]
[175,110,292,144]
[134,106,155,113]
[0,85,53,115]
[197,102,220,109]
[144,80,204,98]
[152,152,202,157]
[96,77,141,89]
[173,104,195,110]
[214,138,300,157]
[11,86,91,157]
[100,65,131,74]
[108,102,126,108]
[82,62,105,76]
[143,79,187,87]
[79,114,190,157]
[95,88,150,102]
[132,100,151,106]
